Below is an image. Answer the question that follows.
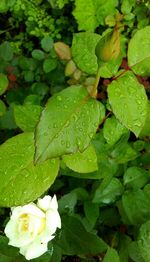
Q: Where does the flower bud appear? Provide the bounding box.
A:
[54,42,71,60]
[95,28,120,63]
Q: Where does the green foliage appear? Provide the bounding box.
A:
[34,85,105,163]
[108,71,148,136]
[0,133,59,206]
[71,32,100,74]
[128,26,150,76]
[1,1,150,261]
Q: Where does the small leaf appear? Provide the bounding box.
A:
[56,215,107,255]
[62,144,98,173]
[14,104,42,132]
[0,99,6,116]
[103,247,120,262]
[34,85,105,163]
[140,101,150,137]
[138,220,150,262]
[43,58,57,73]
[0,41,13,61]
[108,71,148,136]
[0,73,9,95]
[123,166,149,190]
[93,178,123,204]
[0,133,59,207]
[120,189,150,225]
[103,116,128,145]
[84,201,99,227]
[71,32,100,74]
[41,36,53,52]
[32,49,45,60]
[128,26,150,76]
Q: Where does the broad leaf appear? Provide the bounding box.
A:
[103,247,120,262]
[0,73,8,95]
[103,116,128,145]
[93,178,123,204]
[73,0,118,31]
[14,104,42,132]
[123,166,149,190]
[62,144,98,173]
[138,220,150,262]
[34,85,105,163]
[120,189,150,225]
[56,215,107,255]
[0,133,59,207]
[128,26,150,76]
[140,101,150,137]
[108,71,148,136]
[84,201,99,227]
[71,32,100,74]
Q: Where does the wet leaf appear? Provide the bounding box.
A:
[34,85,105,163]
[0,133,59,207]
[108,71,148,136]
[128,26,150,76]
[62,144,98,173]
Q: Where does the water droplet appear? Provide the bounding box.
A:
[66,141,70,148]
[64,104,68,109]
[89,133,93,139]
[61,140,65,145]
[64,120,70,128]
[53,123,57,128]
[57,95,62,101]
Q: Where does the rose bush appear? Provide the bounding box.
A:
[4,195,61,260]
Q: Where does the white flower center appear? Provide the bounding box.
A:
[18,213,46,235]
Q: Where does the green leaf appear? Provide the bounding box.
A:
[0,99,6,116]
[73,0,99,31]
[34,85,105,163]
[71,32,100,74]
[140,101,150,137]
[123,166,149,190]
[62,144,98,173]
[103,116,128,145]
[93,178,123,204]
[14,104,42,132]
[43,58,57,73]
[128,241,144,262]
[58,192,77,214]
[56,215,107,255]
[41,36,53,52]
[0,42,13,61]
[138,220,150,262]
[128,26,150,76]
[118,234,131,262]
[121,0,136,14]
[0,73,9,95]
[84,201,99,227]
[110,138,138,164]
[120,189,150,225]
[32,49,45,60]
[0,133,59,207]
[108,71,148,136]
[103,247,120,262]
[0,236,18,258]
[73,0,118,31]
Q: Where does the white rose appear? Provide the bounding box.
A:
[4,195,61,260]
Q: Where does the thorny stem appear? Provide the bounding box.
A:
[90,68,101,98]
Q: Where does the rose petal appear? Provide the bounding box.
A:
[37,195,52,212]
[20,241,48,260]
[46,209,61,235]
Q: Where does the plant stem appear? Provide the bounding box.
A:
[90,68,101,98]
